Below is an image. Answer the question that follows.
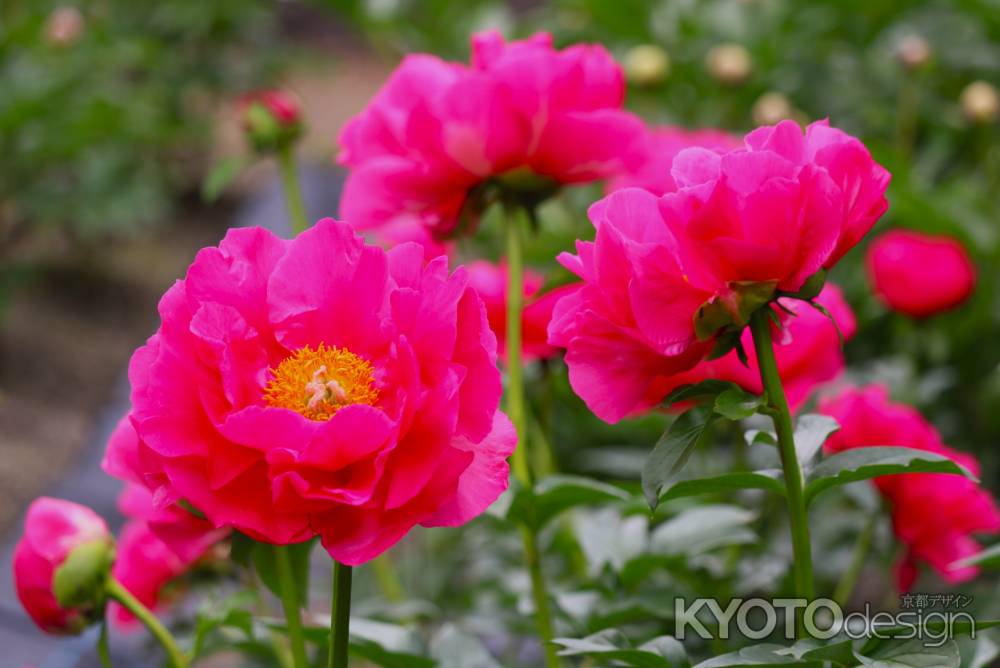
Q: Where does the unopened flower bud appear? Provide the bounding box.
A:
[706,43,752,86]
[960,81,1000,124]
[752,92,795,126]
[13,498,115,635]
[239,90,304,152]
[896,34,931,71]
[44,7,84,47]
[623,44,670,87]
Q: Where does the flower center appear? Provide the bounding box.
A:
[263,344,379,421]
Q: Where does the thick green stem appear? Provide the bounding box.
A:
[505,205,561,668]
[97,620,112,668]
[329,561,353,668]
[277,145,309,236]
[833,515,876,607]
[274,545,310,668]
[749,308,815,606]
[106,578,188,668]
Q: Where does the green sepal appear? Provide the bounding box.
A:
[53,538,115,615]
[694,280,778,341]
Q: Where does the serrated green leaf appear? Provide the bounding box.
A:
[642,409,716,510]
[804,447,974,506]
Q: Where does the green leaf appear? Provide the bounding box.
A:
[655,470,785,504]
[693,643,822,667]
[778,639,857,666]
[794,414,840,465]
[201,155,249,202]
[554,630,688,668]
[855,638,960,668]
[649,504,758,555]
[430,625,500,668]
[507,475,631,530]
[642,409,716,510]
[804,447,974,506]
[662,380,742,408]
[251,539,316,608]
[951,542,1000,569]
[714,387,766,420]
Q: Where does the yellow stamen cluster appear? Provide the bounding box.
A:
[263,344,379,421]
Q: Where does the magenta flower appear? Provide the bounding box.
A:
[114,220,515,565]
[337,30,644,239]
[820,385,1000,590]
[13,498,114,634]
[865,229,976,318]
[655,284,856,413]
[607,125,740,196]
[550,120,889,422]
[466,260,576,363]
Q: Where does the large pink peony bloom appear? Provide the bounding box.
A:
[607,125,740,196]
[13,498,113,634]
[550,120,889,423]
[115,219,515,565]
[466,260,575,363]
[655,284,856,412]
[338,30,644,240]
[865,229,976,318]
[819,385,1000,591]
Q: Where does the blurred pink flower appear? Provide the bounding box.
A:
[820,385,1000,591]
[114,220,514,565]
[865,229,976,318]
[655,284,856,412]
[338,30,644,239]
[607,125,740,195]
[466,260,575,363]
[13,498,113,635]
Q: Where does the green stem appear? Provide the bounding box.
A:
[372,554,405,604]
[106,578,188,668]
[505,204,561,668]
[749,308,815,608]
[97,620,112,668]
[833,515,876,607]
[329,561,353,668]
[274,545,310,668]
[277,144,309,236]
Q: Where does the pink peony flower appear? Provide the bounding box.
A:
[607,125,740,196]
[654,284,856,412]
[466,261,576,363]
[337,30,644,240]
[819,385,1000,590]
[115,219,515,565]
[13,498,114,634]
[550,120,889,423]
[865,229,976,318]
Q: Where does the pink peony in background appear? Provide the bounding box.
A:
[607,125,739,195]
[114,219,515,565]
[550,120,889,423]
[13,498,113,634]
[466,260,575,363]
[865,229,976,318]
[655,284,856,412]
[820,385,1000,590]
[337,30,644,240]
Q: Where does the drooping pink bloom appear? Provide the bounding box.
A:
[655,284,856,412]
[550,120,889,423]
[13,498,114,634]
[466,261,575,363]
[115,219,514,566]
[338,30,644,240]
[607,125,740,196]
[865,229,976,318]
[819,385,1000,591]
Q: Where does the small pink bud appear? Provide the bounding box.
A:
[44,7,84,47]
[239,90,304,152]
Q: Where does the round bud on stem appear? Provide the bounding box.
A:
[239,90,304,153]
[623,44,670,87]
[961,81,1000,124]
[896,34,931,71]
[706,43,752,86]
[44,6,84,47]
